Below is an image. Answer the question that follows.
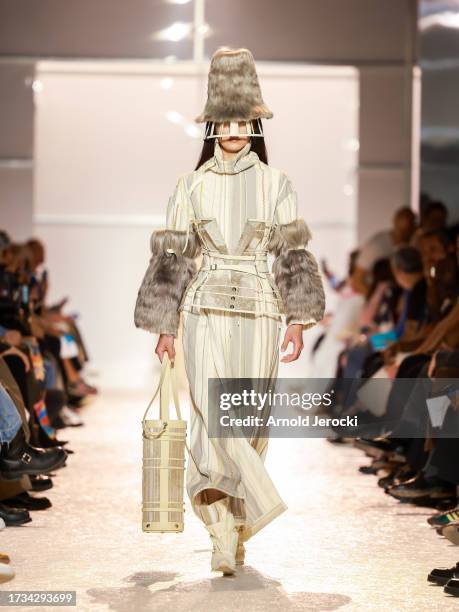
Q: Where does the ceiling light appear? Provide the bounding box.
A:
[153,22,192,42]
[160,77,174,90]
[166,110,184,124]
[185,124,202,139]
[346,138,360,152]
[419,11,459,31]
[31,79,44,93]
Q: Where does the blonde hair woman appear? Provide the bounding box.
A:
[135,47,325,575]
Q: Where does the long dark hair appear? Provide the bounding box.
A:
[194,121,268,170]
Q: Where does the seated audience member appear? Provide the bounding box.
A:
[351,207,417,295]
[334,247,427,409]
[25,238,96,400]
[321,250,360,293]
[412,200,448,249]
[0,227,97,536]
[309,250,366,381]
[316,200,459,598]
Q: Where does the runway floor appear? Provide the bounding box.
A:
[3,390,459,612]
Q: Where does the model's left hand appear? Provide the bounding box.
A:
[280,324,303,363]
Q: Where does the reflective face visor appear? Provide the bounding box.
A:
[204,119,264,140]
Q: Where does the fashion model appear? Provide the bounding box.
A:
[134,47,325,575]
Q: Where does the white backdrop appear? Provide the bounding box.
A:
[33,60,359,389]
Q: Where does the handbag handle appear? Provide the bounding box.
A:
[142,354,209,476]
[142,354,182,425]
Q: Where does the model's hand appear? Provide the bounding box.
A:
[155,334,176,363]
[280,324,303,363]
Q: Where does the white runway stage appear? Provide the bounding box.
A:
[3,391,458,612]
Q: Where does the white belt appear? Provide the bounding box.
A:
[201,251,269,276]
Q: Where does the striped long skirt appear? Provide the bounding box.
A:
[181,307,287,541]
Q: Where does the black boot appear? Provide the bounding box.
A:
[29,474,53,492]
[445,577,459,596]
[28,405,68,449]
[0,427,68,480]
[0,502,32,526]
[428,562,459,586]
[2,491,52,511]
[35,421,69,449]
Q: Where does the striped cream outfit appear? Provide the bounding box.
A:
[135,138,326,542]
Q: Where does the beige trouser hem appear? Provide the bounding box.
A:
[239,501,288,542]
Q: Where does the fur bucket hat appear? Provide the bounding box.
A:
[195,47,273,124]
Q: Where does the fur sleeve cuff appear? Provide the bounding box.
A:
[134,229,200,336]
[269,219,325,326]
[267,218,312,257]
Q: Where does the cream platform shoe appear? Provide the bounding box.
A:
[206,504,238,575]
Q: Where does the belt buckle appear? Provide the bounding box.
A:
[210,263,217,270]
[21,452,32,464]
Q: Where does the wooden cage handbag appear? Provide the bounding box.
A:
[142,353,187,533]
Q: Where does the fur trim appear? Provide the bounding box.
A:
[195,47,273,123]
[267,218,312,257]
[134,229,201,336]
[149,228,201,259]
[269,220,325,325]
